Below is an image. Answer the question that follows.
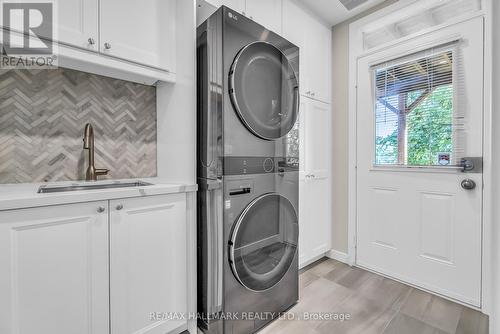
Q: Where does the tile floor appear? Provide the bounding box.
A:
[259,258,488,334]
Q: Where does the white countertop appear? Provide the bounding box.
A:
[0,178,197,211]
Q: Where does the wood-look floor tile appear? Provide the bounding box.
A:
[262,258,488,334]
[455,306,489,334]
[324,261,352,282]
[299,270,320,290]
[334,267,375,290]
[354,274,412,311]
[383,313,448,334]
[421,296,463,333]
[297,277,354,313]
[308,259,339,277]
[314,292,397,334]
[400,288,433,319]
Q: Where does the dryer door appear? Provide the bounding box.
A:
[229,42,299,140]
[229,193,298,292]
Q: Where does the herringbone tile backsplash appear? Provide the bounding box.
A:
[0,68,157,184]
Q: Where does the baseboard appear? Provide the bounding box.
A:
[299,252,328,269]
[326,249,350,264]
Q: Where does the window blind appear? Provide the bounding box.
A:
[371,41,464,166]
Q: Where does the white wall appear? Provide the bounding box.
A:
[157,0,197,185]
[491,0,500,331]
[330,0,398,254]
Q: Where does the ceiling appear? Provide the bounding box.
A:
[298,0,389,27]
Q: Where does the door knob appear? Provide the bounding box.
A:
[461,179,476,190]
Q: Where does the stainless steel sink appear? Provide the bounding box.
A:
[37,181,153,194]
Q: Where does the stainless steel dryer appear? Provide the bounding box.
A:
[197,5,300,334]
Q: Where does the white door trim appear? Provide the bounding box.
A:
[347,0,493,316]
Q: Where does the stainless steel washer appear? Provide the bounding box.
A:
[197,6,300,334]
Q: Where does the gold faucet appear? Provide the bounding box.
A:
[83,123,109,181]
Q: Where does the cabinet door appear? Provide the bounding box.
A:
[304,98,331,178]
[57,0,99,50]
[0,202,109,334]
[298,97,332,267]
[307,20,332,103]
[110,194,187,334]
[100,0,176,72]
[282,0,310,97]
[245,0,282,34]
[221,0,245,13]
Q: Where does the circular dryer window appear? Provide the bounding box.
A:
[229,42,299,140]
[229,193,298,292]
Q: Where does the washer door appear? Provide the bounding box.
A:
[229,42,299,140]
[229,193,298,292]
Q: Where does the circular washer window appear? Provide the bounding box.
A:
[229,193,298,292]
[229,42,299,140]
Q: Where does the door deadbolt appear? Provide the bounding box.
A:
[461,179,476,190]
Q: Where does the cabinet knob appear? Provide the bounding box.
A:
[88,37,95,45]
[97,206,106,213]
[116,204,123,211]
[104,42,112,50]
[311,92,316,97]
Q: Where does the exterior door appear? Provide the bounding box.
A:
[356,18,483,306]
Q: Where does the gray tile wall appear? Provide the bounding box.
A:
[0,68,157,184]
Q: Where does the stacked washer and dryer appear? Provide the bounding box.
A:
[197,6,300,334]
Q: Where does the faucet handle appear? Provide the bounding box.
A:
[96,168,110,176]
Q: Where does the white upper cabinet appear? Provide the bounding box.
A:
[282,0,308,95]
[57,0,99,51]
[100,0,176,72]
[110,194,187,334]
[0,201,109,334]
[221,0,245,13]
[218,0,282,34]
[305,18,331,104]
[245,0,283,34]
[282,0,331,104]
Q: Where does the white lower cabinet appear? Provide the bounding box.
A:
[0,201,109,334]
[0,193,188,334]
[110,194,187,334]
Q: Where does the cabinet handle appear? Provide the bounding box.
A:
[116,204,123,211]
[104,42,112,50]
[311,92,316,97]
[88,37,95,45]
[97,206,106,213]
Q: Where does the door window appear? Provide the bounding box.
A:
[229,193,298,291]
[373,43,462,166]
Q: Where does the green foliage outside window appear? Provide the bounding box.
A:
[375,84,453,165]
